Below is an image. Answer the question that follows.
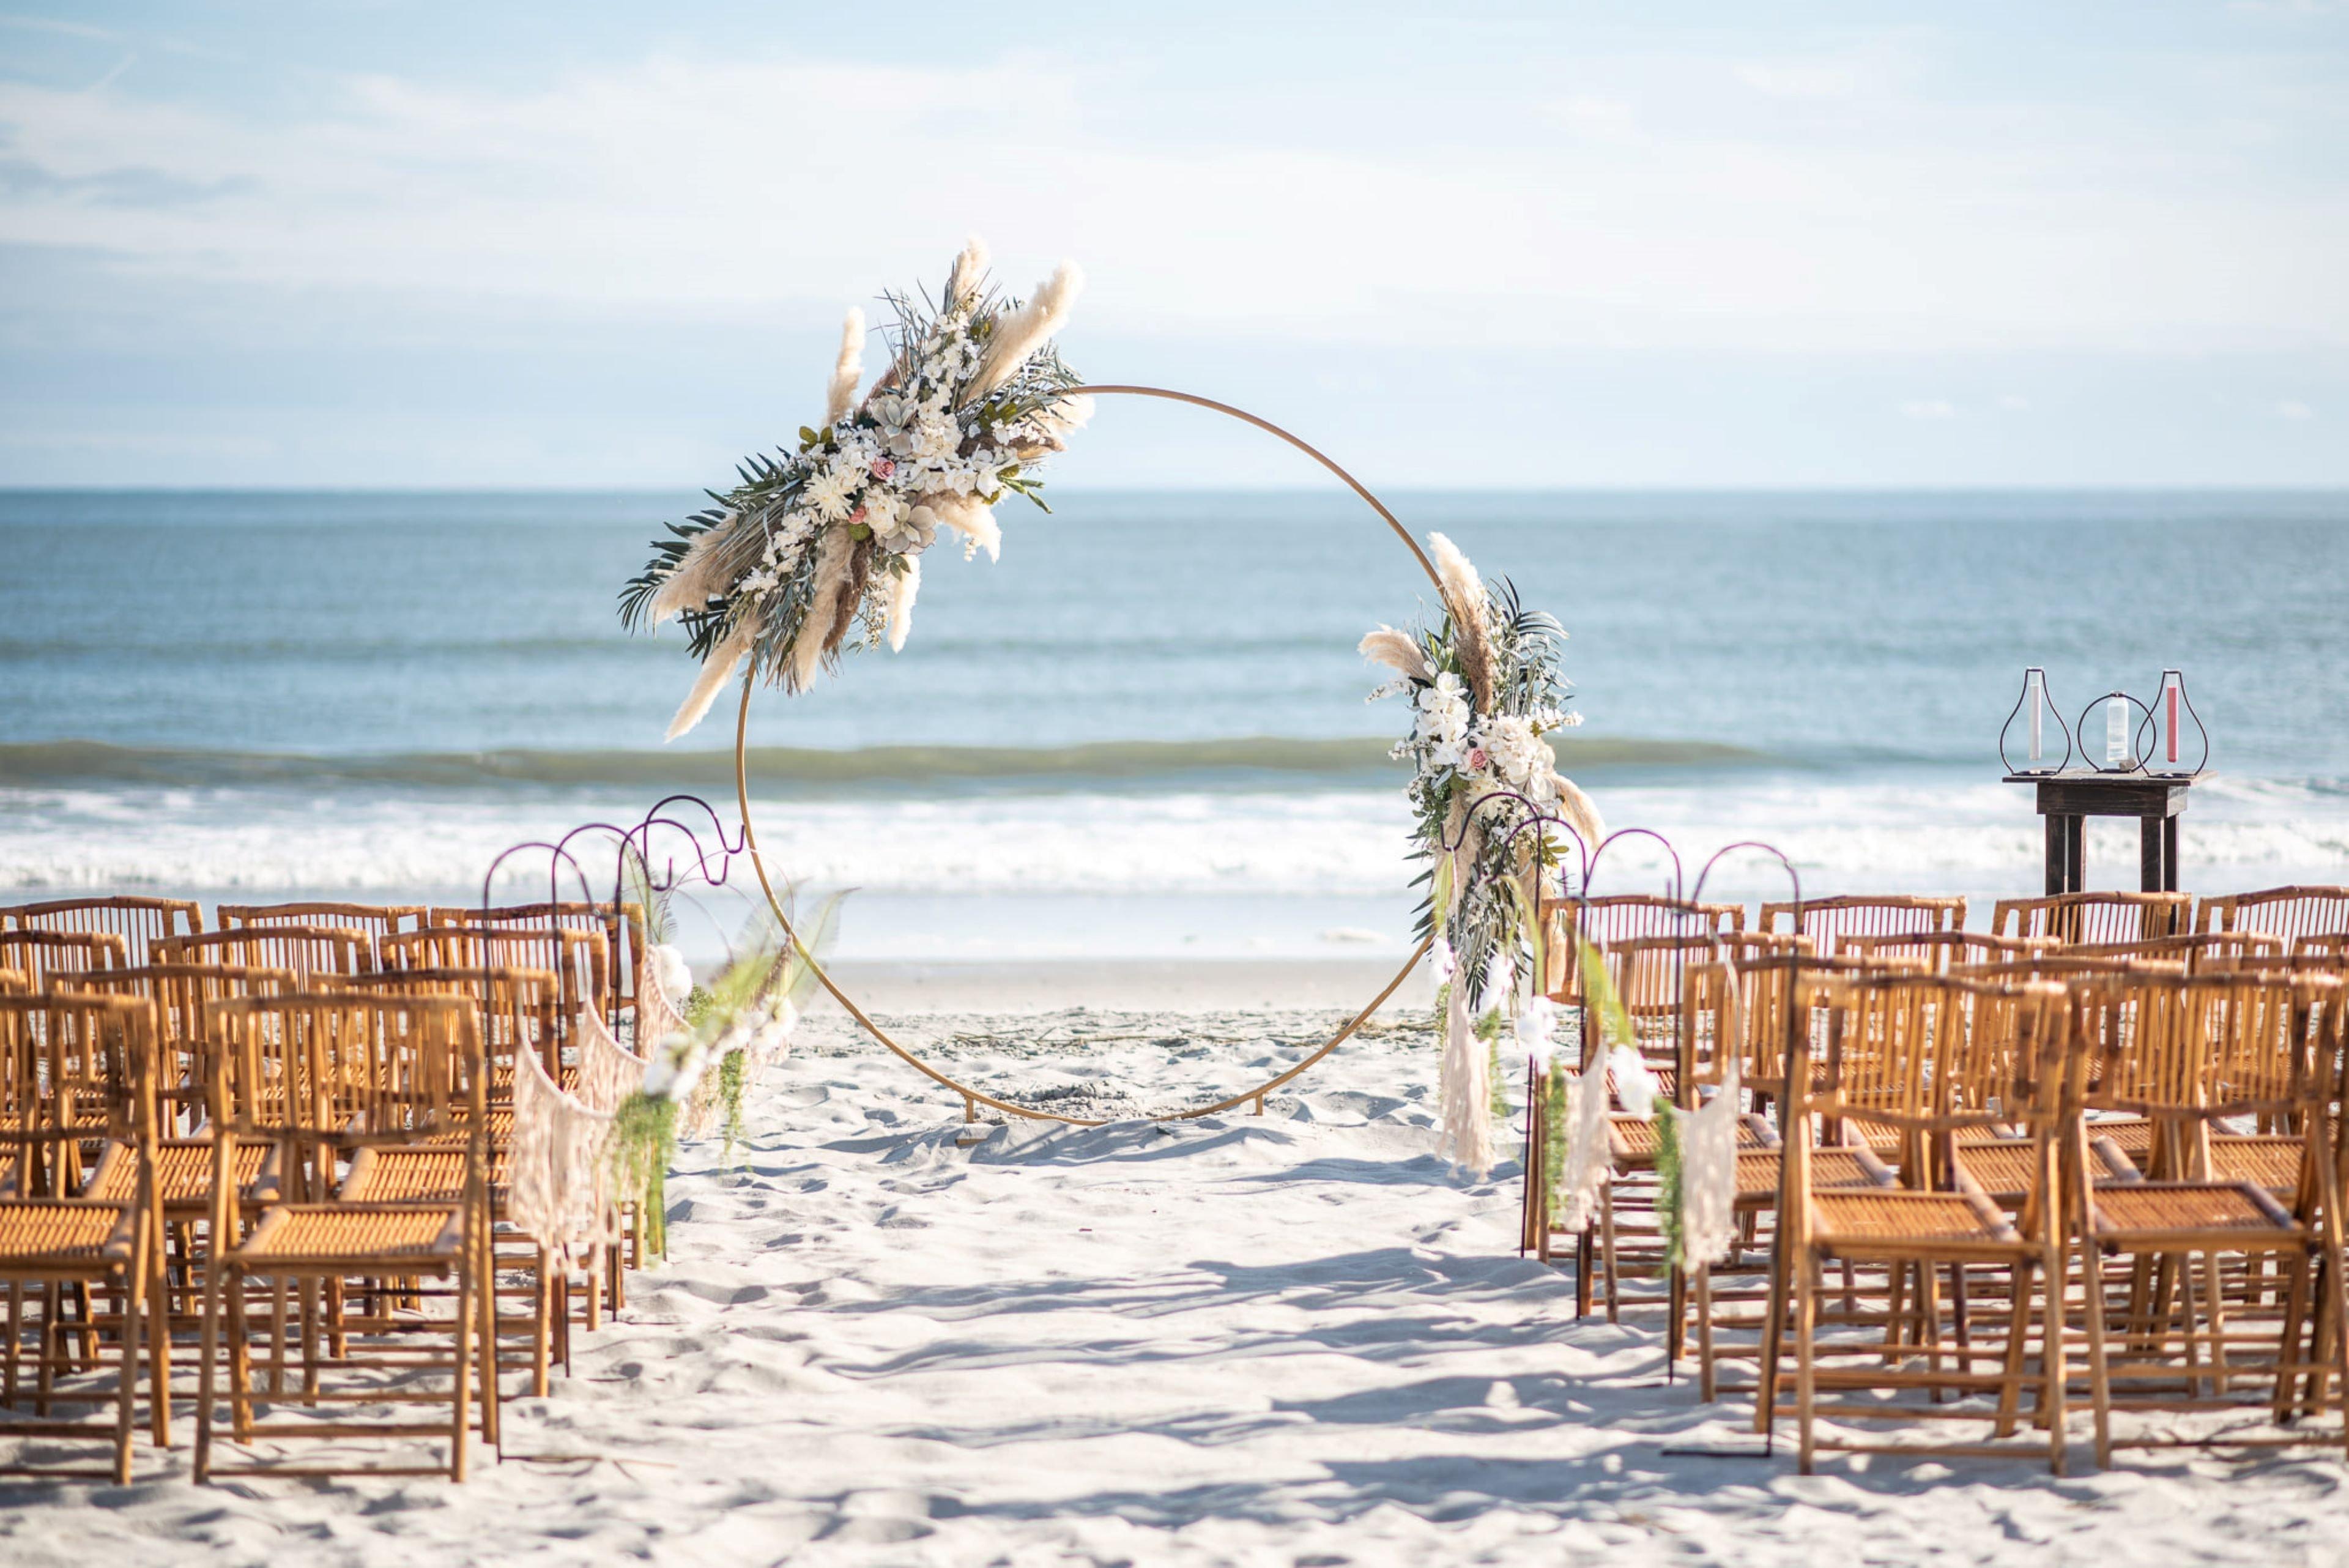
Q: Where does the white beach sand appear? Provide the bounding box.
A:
[8,992,2349,1566]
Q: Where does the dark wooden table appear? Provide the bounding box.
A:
[2005,771,2197,894]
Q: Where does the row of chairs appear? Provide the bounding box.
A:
[0,896,648,1033]
[0,896,677,1482]
[1524,884,2349,1470]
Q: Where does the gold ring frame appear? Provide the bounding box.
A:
[732,385,1440,1125]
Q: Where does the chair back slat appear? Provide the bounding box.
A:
[0,992,161,1196]
[2198,886,2349,945]
[217,902,425,940]
[202,993,481,1199]
[0,928,129,990]
[348,965,565,1090]
[1991,890,2190,945]
[1844,930,2054,972]
[154,924,374,981]
[1758,895,1965,957]
[62,964,297,1131]
[2,896,202,954]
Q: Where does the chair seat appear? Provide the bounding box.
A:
[2208,1135,2303,1195]
[0,1199,136,1267]
[1608,1112,1769,1167]
[82,1138,278,1208]
[1732,1144,1896,1202]
[338,1146,507,1203]
[1953,1139,2043,1205]
[1810,1188,2019,1250]
[421,1107,513,1146]
[2089,1181,2300,1246]
[2085,1114,2152,1165]
[229,1204,463,1266]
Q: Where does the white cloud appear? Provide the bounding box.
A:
[2276,399,2317,420]
[1900,399,1958,419]
[0,32,2344,361]
[1996,393,2031,412]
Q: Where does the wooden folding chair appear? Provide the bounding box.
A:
[1762,975,2073,1473]
[0,931,128,993]
[2,896,202,954]
[429,903,642,1027]
[1992,891,2191,945]
[2063,971,2349,1465]
[0,994,169,1482]
[2197,886,2349,946]
[385,929,604,1046]
[1845,931,2057,972]
[192,994,496,1482]
[1759,894,1967,957]
[154,924,376,982]
[217,902,426,942]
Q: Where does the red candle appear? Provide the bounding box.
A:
[2165,678,2180,764]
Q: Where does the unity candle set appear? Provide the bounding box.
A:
[2000,666,2210,895]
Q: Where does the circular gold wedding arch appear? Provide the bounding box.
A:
[731,385,1440,1126]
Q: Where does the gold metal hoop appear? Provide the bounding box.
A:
[733,384,1439,1125]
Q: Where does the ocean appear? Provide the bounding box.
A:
[2,489,2345,962]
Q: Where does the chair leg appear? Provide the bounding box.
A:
[35,1282,59,1416]
[2041,1243,2070,1475]
[450,1262,474,1482]
[2081,1240,2115,1468]
[1696,1265,1718,1403]
[194,1260,226,1483]
[4,1280,20,1407]
[1993,1257,2033,1439]
[112,1268,139,1485]
[1755,1236,1791,1438]
[1795,1249,1820,1474]
[1599,1191,1620,1325]
[532,1247,552,1399]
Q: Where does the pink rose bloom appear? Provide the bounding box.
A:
[870,457,896,480]
[848,506,867,524]
[1467,747,1489,771]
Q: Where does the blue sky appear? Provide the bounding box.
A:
[2,2,2344,488]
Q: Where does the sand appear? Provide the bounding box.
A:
[7,990,2349,1566]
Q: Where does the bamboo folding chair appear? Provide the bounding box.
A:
[0,970,23,995]
[217,902,426,943]
[385,928,605,1046]
[346,967,562,1391]
[59,966,295,1335]
[1,896,202,954]
[0,930,128,993]
[1759,894,1967,957]
[1761,975,2073,1473]
[1844,931,2057,972]
[1537,894,1744,1002]
[1992,891,2191,946]
[193,994,497,1482]
[0,994,169,1482]
[2063,931,2284,972]
[429,903,642,1026]
[2198,887,2349,946]
[2061,972,2349,1465]
[154,925,375,983]
[1669,957,1901,1397]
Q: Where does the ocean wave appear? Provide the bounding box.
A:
[0,736,1762,790]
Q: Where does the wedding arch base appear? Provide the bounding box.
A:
[731,384,1440,1127]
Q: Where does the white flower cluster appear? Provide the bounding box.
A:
[640,989,800,1104]
[1396,669,1583,809]
[729,302,1033,606]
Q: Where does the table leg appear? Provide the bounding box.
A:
[2140,816,2164,893]
[2164,815,2179,893]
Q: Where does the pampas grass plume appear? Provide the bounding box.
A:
[1426,532,1496,709]
[971,261,1083,399]
[790,525,856,691]
[885,556,921,652]
[947,236,990,304]
[1357,625,1430,681]
[664,617,756,740]
[823,309,866,426]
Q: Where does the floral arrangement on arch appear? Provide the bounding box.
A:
[1361,533,1603,1173]
[622,238,1089,738]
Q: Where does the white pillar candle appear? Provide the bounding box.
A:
[2106,694,2129,767]
[2025,669,2045,764]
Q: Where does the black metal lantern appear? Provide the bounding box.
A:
[2134,669,2208,778]
[1998,666,2072,776]
[2076,690,2154,776]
